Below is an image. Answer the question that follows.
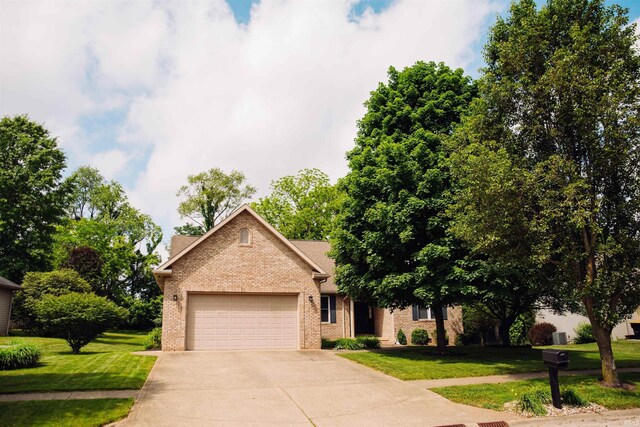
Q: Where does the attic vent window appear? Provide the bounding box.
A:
[239,228,251,245]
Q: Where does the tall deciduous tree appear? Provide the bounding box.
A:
[332,62,477,352]
[176,168,256,233]
[0,115,69,282]
[450,0,640,387]
[252,168,341,240]
[55,166,163,302]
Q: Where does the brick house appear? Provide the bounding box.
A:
[154,205,462,351]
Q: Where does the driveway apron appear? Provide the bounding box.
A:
[118,350,517,426]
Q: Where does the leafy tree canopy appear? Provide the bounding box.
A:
[0,115,69,282]
[35,292,128,353]
[331,61,477,351]
[176,168,256,233]
[449,0,640,386]
[54,167,163,302]
[252,168,341,240]
[12,269,92,330]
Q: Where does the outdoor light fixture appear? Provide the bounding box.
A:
[173,294,178,301]
[308,295,314,303]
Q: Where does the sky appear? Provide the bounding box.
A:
[1,0,639,257]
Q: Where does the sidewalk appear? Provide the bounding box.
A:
[0,389,139,402]
[510,408,640,426]
[411,367,640,389]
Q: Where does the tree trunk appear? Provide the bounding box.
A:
[591,320,621,387]
[498,318,515,347]
[433,303,447,354]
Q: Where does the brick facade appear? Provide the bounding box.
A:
[156,206,463,351]
[161,210,322,350]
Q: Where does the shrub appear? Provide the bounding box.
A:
[356,335,380,349]
[573,322,596,344]
[434,329,449,345]
[122,296,163,330]
[321,338,337,349]
[12,269,92,330]
[562,388,589,407]
[397,328,407,345]
[411,328,430,346]
[527,322,557,346]
[144,327,162,350]
[516,391,547,416]
[334,338,364,350]
[35,292,128,353]
[0,341,41,370]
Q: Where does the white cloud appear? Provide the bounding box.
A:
[89,149,133,181]
[1,0,499,251]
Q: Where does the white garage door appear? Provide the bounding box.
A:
[186,294,298,350]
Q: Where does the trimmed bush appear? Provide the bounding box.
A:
[12,269,92,331]
[527,322,557,346]
[335,338,364,350]
[562,388,589,407]
[356,335,381,349]
[397,328,407,345]
[144,327,162,350]
[35,292,128,353]
[321,338,337,349]
[573,322,596,344]
[411,328,430,346]
[0,341,41,370]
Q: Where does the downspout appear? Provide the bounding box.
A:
[350,299,355,337]
[391,310,396,344]
[342,296,348,338]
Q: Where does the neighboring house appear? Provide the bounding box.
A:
[0,276,20,336]
[536,309,637,341]
[154,205,462,351]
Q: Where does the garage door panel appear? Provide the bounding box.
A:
[187,294,298,350]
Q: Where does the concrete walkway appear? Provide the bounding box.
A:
[117,350,517,426]
[0,389,139,402]
[411,367,640,389]
[510,408,640,426]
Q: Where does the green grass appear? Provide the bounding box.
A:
[339,340,640,380]
[0,331,156,393]
[0,398,134,427]
[432,372,640,411]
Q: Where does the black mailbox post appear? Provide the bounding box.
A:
[542,350,569,408]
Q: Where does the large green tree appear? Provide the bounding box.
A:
[252,168,341,240]
[332,61,477,352]
[54,167,162,302]
[0,115,69,282]
[449,0,640,387]
[175,168,256,234]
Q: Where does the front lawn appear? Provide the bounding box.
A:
[432,372,640,412]
[0,331,156,393]
[0,398,134,427]
[339,341,640,380]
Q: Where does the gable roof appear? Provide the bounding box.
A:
[154,205,329,285]
[169,235,199,258]
[289,240,337,293]
[0,276,20,291]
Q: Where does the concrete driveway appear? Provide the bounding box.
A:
[119,350,518,426]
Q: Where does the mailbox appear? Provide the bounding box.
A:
[542,349,569,370]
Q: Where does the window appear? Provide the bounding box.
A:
[239,228,250,245]
[320,295,336,323]
[412,305,448,321]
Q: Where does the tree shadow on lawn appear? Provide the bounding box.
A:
[0,372,142,393]
[367,345,638,374]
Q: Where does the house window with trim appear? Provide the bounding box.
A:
[239,228,251,245]
[320,295,336,323]
[412,305,448,321]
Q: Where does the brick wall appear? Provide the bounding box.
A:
[392,306,463,345]
[320,295,352,340]
[161,210,322,350]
